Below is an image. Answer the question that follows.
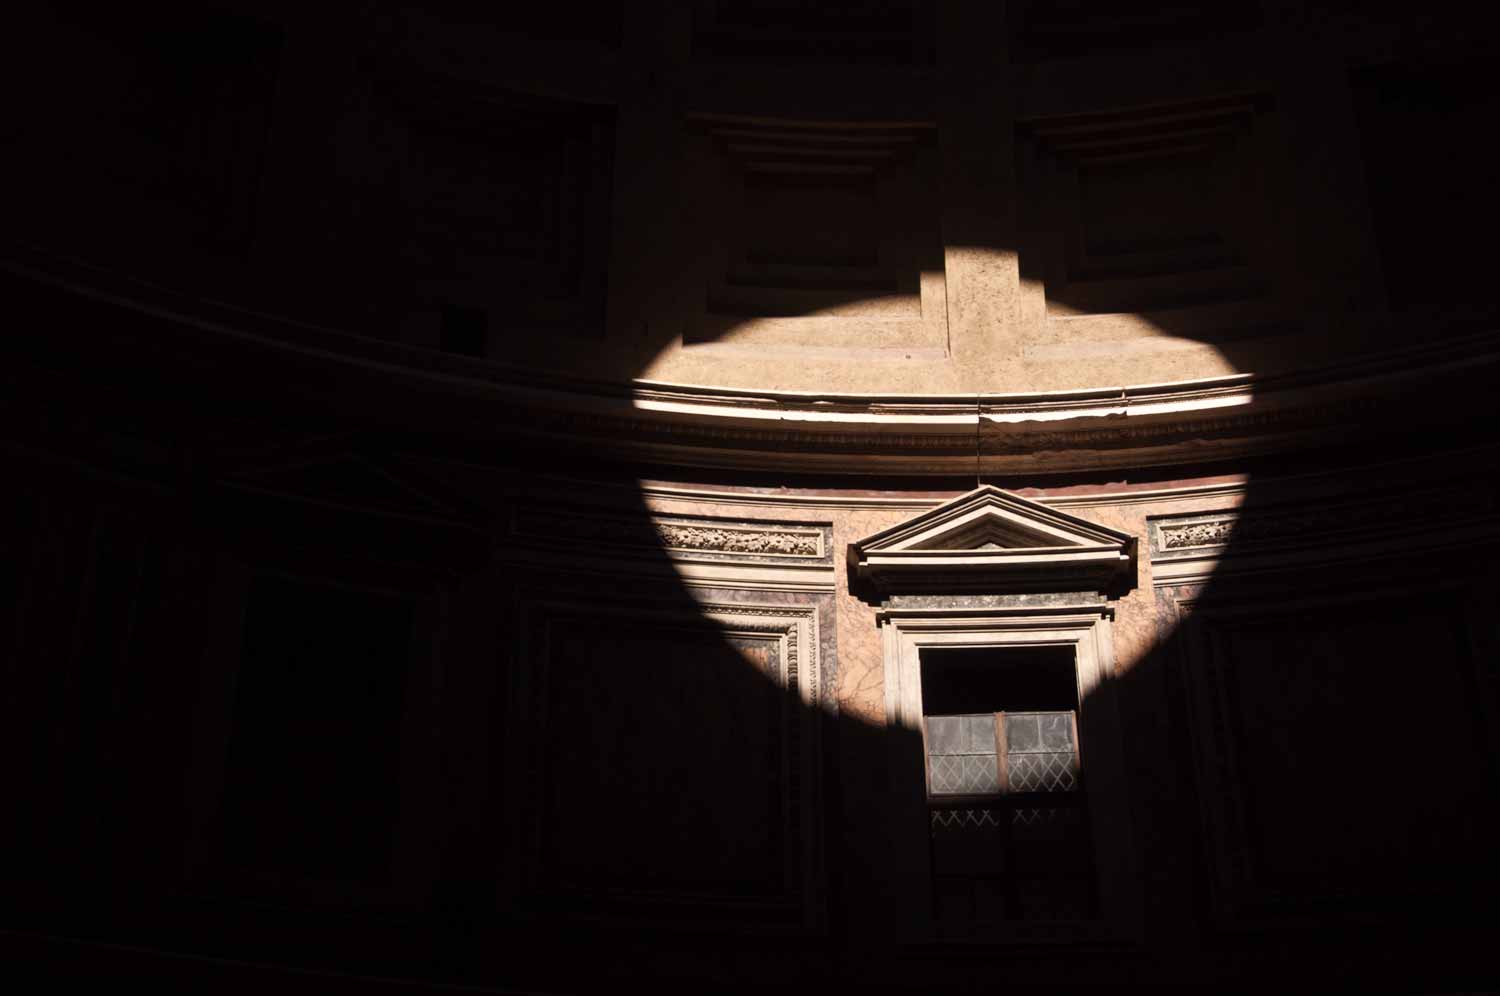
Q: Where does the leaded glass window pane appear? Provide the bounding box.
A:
[1008,751,1079,792]
[1004,711,1077,793]
[929,754,1002,795]
[1006,711,1073,753]
[1007,713,1040,752]
[1039,712,1074,751]
[927,713,999,796]
[927,714,962,755]
[963,713,996,753]
[929,714,997,756]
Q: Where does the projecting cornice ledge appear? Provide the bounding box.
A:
[606,331,1500,474]
[5,250,1498,476]
[848,486,1137,597]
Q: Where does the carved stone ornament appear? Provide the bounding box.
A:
[847,485,1136,595]
[515,508,824,559]
[1147,485,1499,587]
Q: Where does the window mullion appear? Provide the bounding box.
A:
[994,711,1007,796]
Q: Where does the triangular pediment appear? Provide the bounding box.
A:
[848,486,1135,594]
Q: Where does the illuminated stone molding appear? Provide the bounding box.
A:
[657,522,819,556]
[1158,518,1236,550]
[849,485,1136,594]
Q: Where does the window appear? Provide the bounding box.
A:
[850,484,1141,942]
[921,647,1096,925]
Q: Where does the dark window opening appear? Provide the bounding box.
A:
[920,646,1096,925]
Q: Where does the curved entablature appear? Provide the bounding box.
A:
[6,248,1498,477]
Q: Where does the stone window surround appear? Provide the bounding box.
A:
[876,602,1141,945]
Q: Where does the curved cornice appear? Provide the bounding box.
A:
[5,250,1498,476]
[454,334,1498,475]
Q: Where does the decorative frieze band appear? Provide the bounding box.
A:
[656,522,820,557]
[1148,485,1497,586]
[512,505,828,562]
[1153,487,1493,556]
[1157,517,1236,550]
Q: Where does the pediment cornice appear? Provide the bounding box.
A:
[848,486,1136,595]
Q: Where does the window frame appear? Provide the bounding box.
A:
[878,602,1141,944]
